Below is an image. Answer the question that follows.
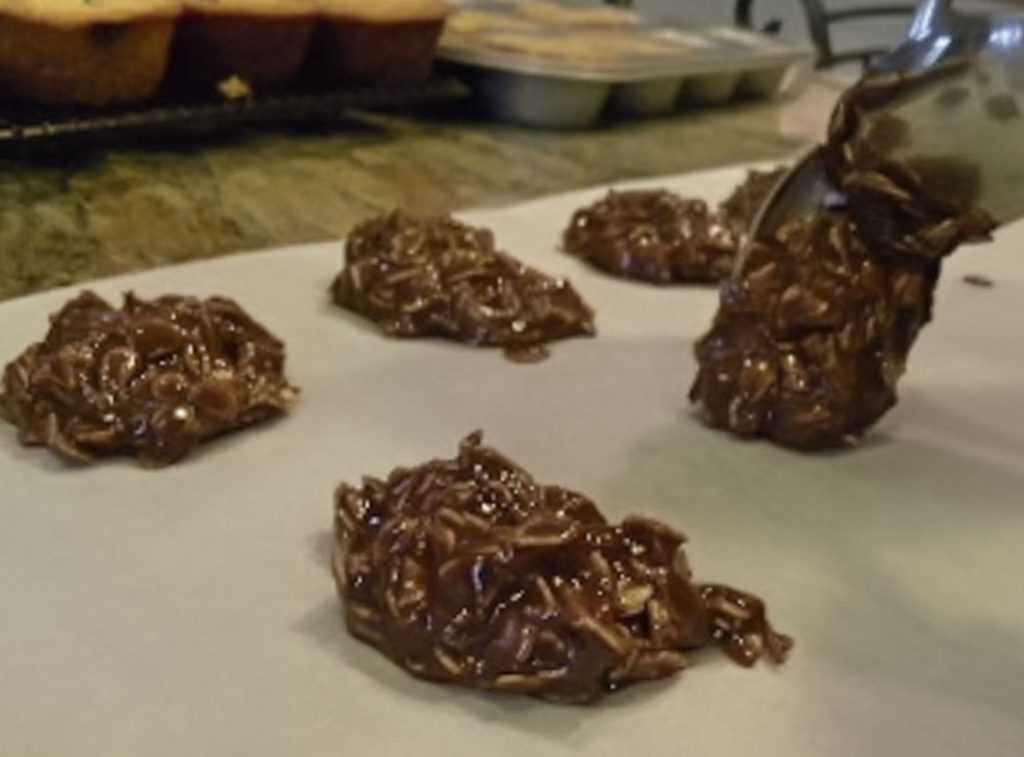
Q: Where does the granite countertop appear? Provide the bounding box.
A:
[0,94,824,302]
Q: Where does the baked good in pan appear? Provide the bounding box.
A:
[172,0,316,92]
[0,0,181,106]
[311,0,451,84]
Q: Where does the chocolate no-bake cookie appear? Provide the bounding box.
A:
[561,169,787,286]
[562,190,737,284]
[0,291,298,467]
[718,166,789,237]
[690,72,996,450]
[690,208,945,449]
[333,433,791,703]
[332,211,595,362]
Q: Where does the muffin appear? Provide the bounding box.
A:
[311,0,451,85]
[0,0,182,107]
[172,0,316,92]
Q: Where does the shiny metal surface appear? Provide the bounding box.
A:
[445,58,809,128]
[746,0,1024,254]
[680,71,744,105]
[608,77,683,116]
[462,68,611,130]
[437,2,813,128]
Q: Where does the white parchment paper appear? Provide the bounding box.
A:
[1,165,1021,756]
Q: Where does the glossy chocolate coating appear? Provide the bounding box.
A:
[691,209,941,448]
[0,291,298,467]
[718,166,789,237]
[690,75,996,450]
[562,190,737,284]
[561,168,786,286]
[333,433,791,703]
[332,211,595,362]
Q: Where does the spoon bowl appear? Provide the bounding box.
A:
[742,0,1024,271]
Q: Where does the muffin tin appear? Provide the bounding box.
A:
[437,3,814,129]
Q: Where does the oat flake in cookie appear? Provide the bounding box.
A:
[332,211,595,362]
[563,190,737,284]
[559,170,787,286]
[691,75,997,450]
[718,166,789,238]
[333,433,791,703]
[0,291,298,467]
[691,209,945,449]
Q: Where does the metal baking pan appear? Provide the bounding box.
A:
[0,77,467,158]
[437,1,814,129]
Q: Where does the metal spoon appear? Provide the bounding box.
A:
[741,0,1024,268]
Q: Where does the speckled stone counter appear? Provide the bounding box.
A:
[0,99,813,302]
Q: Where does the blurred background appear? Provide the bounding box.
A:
[639,0,1015,78]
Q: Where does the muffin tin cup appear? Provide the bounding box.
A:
[464,68,609,130]
[438,4,814,129]
[680,72,744,107]
[443,58,812,128]
[738,65,799,100]
[609,77,684,118]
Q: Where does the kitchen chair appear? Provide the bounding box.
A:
[734,0,917,68]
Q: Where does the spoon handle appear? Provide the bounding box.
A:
[908,0,954,39]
